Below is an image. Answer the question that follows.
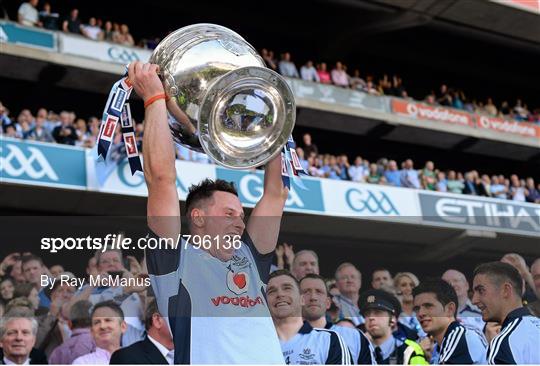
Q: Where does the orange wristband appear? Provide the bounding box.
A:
[144,93,167,108]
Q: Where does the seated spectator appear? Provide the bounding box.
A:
[509,174,527,202]
[0,101,12,130]
[302,133,318,157]
[391,75,405,97]
[383,160,401,187]
[365,80,380,95]
[490,175,507,199]
[52,111,78,145]
[485,97,498,117]
[500,100,511,115]
[525,177,540,203]
[102,21,115,42]
[513,99,529,121]
[278,52,299,78]
[462,171,478,195]
[74,118,90,146]
[337,154,350,180]
[4,124,18,138]
[366,163,381,184]
[82,17,102,40]
[110,300,174,364]
[18,0,41,27]
[116,24,135,46]
[349,69,367,91]
[424,92,437,106]
[400,159,420,189]
[331,61,349,87]
[437,84,452,106]
[26,114,54,143]
[62,8,81,34]
[300,60,319,82]
[420,161,436,190]
[48,300,96,364]
[49,265,64,278]
[436,171,447,192]
[452,90,464,110]
[13,284,40,313]
[260,48,277,71]
[72,301,127,364]
[348,156,367,182]
[0,309,43,365]
[378,74,392,95]
[0,277,15,303]
[478,174,492,197]
[21,254,50,309]
[316,63,331,84]
[39,2,59,30]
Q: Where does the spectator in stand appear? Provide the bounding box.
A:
[484,97,498,117]
[302,133,318,157]
[49,265,63,277]
[490,175,507,199]
[478,174,492,197]
[300,60,319,82]
[21,255,50,309]
[337,154,350,180]
[0,277,15,303]
[102,21,115,42]
[0,310,40,365]
[394,272,424,338]
[62,8,81,34]
[4,124,18,138]
[462,171,478,195]
[348,156,367,182]
[400,159,420,189]
[500,100,511,116]
[365,80,380,95]
[290,250,319,281]
[437,84,452,106]
[452,90,465,110]
[39,2,59,30]
[26,113,54,143]
[52,111,77,145]
[74,118,89,146]
[350,70,367,91]
[334,262,363,326]
[391,75,405,97]
[384,160,401,187]
[82,17,102,41]
[260,48,277,71]
[277,52,298,78]
[0,101,12,131]
[500,253,538,304]
[331,61,349,88]
[49,300,96,364]
[378,74,392,95]
[72,301,127,364]
[116,24,135,46]
[18,0,40,27]
[316,63,331,84]
[366,163,381,184]
[436,171,447,192]
[372,268,393,290]
[420,161,436,191]
[295,147,309,172]
[509,174,527,202]
[513,99,529,121]
[525,177,540,203]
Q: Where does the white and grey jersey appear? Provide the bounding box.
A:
[146,229,284,364]
[438,320,487,364]
[281,321,352,365]
[325,322,375,365]
[487,307,540,364]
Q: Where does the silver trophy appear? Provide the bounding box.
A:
[149,23,296,169]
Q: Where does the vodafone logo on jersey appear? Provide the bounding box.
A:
[392,98,473,127]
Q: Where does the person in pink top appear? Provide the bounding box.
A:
[331,61,349,88]
[317,62,332,84]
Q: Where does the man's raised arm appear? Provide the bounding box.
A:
[128,62,180,239]
[247,154,289,254]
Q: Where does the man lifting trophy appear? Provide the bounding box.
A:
[103,24,301,363]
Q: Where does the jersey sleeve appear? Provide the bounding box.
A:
[242,231,274,284]
[326,331,352,365]
[358,331,376,365]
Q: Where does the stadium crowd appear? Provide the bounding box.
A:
[0,248,538,364]
[1,101,539,203]
[8,0,540,124]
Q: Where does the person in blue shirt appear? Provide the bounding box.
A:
[413,279,487,364]
[268,270,351,365]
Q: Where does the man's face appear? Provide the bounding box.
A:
[91,307,126,349]
[98,251,124,273]
[22,260,43,285]
[194,191,245,262]
[336,266,361,297]
[0,280,14,300]
[364,309,392,340]
[472,274,504,322]
[51,283,76,304]
[372,270,392,290]
[413,292,453,336]
[300,278,329,321]
[442,270,469,300]
[267,275,303,320]
[531,260,540,294]
[303,134,311,145]
[292,252,319,280]
[10,261,25,283]
[0,318,35,360]
[49,265,64,277]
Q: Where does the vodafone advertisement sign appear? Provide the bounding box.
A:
[391,99,474,127]
[476,116,540,139]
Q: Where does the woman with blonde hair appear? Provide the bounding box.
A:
[394,272,425,338]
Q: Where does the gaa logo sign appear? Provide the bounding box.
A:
[0,143,58,181]
[345,188,399,215]
[107,47,140,63]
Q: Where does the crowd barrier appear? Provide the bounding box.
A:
[1,138,539,237]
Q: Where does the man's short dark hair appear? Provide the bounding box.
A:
[70,300,92,329]
[473,262,523,298]
[299,273,328,294]
[184,179,238,216]
[413,278,458,317]
[144,299,160,331]
[268,269,299,290]
[13,283,34,299]
[21,254,44,268]
[91,300,124,321]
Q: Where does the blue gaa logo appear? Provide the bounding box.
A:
[345,188,399,215]
[107,47,140,63]
[216,167,324,212]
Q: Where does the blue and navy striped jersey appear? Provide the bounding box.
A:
[325,322,375,365]
[437,320,487,364]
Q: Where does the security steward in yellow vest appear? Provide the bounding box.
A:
[359,290,428,365]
